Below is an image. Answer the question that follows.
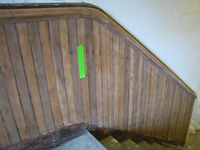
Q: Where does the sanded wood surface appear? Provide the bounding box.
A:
[0,6,195,148]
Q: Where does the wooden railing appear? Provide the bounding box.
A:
[0,5,196,149]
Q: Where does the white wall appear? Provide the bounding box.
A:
[1,0,200,93]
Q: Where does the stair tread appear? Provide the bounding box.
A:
[100,136,125,150]
[138,141,154,150]
[121,139,143,150]
[151,142,165,150]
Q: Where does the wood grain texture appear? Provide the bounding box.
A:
[28,22,55,130]
[38,21,63,127]
[93,20,103,127]
[77,19,91,124]
[16,22,47,133]
[0,24,30,141]
[0,7,196,148]
[0,113,10,148]
[59,19,77,123]
[4,23,39,137]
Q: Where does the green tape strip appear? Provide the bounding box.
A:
[77,45,86,78]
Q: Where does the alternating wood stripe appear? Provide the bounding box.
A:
[136,55,144,132]
[85,19,97,125]
[38,21,63,127]
[16,22,46,133]
[28,22,55,130]
[123,44,130,130]
[68,19,84,122]
[113,34,120,129]
[0,69,20,144]
[59,19,77,123]
[93,20,103,127]
[0,25,30,141]
[118,39,125,130]
[0,113,10,148]
[49,20,70,125]
[128,47,135,131]
[77,19,91,124]
[4,23,38,137]
[100,24,108,128]
[107,30,114,129]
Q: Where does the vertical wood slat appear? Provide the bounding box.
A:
[85,19,97,125]
[128,48,135,131]
[93,20,103,127]
[38,21,63,127]
[77,19,91,124]
[100,24,108,128]
[16,23,47,133]
[68,19,84,123]
[113,34,120,129]
[28,22,55,130]
[123,44,130,130]
[4,23,39,137]
[0,69,20,144]
[49,20,70,125]
[0,24,30,141]
[107,30,114,129]
[0,113,10,148]
[118,39,125,130]
[59,19,77,123]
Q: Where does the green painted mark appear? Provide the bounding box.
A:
[77,45,86,78]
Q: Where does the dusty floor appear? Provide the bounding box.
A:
[186,130,200,150]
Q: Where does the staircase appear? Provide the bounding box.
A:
[100,136,185,150]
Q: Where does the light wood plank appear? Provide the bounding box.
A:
[28,22,55,130]
[85,19,97,125]
[93,20,103,127]
[16,22,46,133]
[49,20,70,125]
[0,24,30,141]
[68,19,84,123]
[59,19,77,123]
[118,39,125,130]
[100,24,108,128]
[4,23,39,137]
[107,29,114,129]
[128,48,135,131]
[0,113,10,148]
[0,69,20,144]
[77,18,91,124]
[123,44,130,130]
[38,21,63,127]
[113,34,120,129]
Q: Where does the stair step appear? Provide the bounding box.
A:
[100,136,125,150]
[138,141,153,150]
[151,142,165,150]
[121,139,143,150]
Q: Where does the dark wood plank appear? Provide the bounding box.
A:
[128,47,135,131]
[93,20,103,127]
[4,23,39,137]
[123,44,130,130]
[100,24,108,128]
[38,21,63,127]
[113,34,120,129]
[67,19,84,123]
[16,22,46,133]
[107,29,114,129]
[85,19,97,125]
[0,113,10,148]
[59,19,77,123]
[28,22,55,130]
[0,69,20,144]
[49,20,70,125]
[77,18,91,124]
[118,39,125,130]
[0,24,30,141]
